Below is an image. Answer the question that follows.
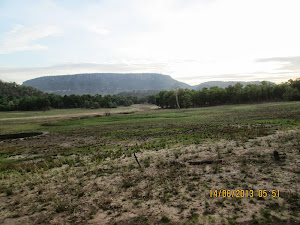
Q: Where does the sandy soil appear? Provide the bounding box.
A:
[0,104,159,121]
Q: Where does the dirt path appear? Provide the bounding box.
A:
[0,104,159,121]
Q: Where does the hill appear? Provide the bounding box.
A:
[22,73,275,96]
[193,81,268,90]
[23,73,191,95]
[0,80,44,98]
[0,80,50,111]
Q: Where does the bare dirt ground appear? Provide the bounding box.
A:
[0,104,158,121]
[1,129,299,225]
[86,129,300,225]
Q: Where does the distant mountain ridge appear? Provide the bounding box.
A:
[22,73,269,95]
[193,81,268,90]
[23,73,191,95]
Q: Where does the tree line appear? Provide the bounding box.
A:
[0,93,156,111]
[0,81,155,111]
[155,79,300,109]
[1,78,299,111]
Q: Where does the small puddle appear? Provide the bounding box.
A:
[0,132,44,140]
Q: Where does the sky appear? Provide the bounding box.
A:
[0,0,300,85]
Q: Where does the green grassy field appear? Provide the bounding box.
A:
[0,102,300,224]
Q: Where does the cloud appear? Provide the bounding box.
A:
[1,1,300,85]
[256,56,300,63]
[0,62,168,84]
[85,24,110,35]
[176,71,297,85]
[1,57,299,85]
[256,56,300,72]
[1,61,296,86]
[0,24,62,54]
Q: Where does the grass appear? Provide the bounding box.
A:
[0,102,299,224]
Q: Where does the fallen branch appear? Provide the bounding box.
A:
[188,159,223,165]
[134,153,142,168]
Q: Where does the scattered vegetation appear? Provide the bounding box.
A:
[0,102,299,224]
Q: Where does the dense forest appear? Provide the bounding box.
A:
[0,81,154,111]
[155,78,300,108]
[116,90,160,97]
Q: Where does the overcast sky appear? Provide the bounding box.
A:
[0,0,299,85]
